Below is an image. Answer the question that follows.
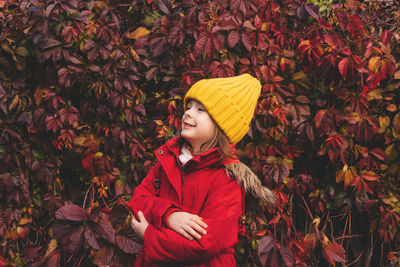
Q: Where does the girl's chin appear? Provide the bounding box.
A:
[181,129,193,136]
[181,132,192,140]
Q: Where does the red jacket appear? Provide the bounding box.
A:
[128,137,244,266]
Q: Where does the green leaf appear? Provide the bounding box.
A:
[292,71,307,80]
[16,47,29,57]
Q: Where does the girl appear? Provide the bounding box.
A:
[128,74,275,266]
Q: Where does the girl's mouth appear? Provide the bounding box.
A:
[183,122,195,128]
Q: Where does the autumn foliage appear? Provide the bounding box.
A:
[1,0,400,266]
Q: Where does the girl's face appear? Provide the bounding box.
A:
[181,99,217,154]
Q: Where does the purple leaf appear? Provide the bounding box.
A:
[64,226,84,254]
[116,235,142,254]
[84,225,100,250]
[43,39,61,50]
[22,246,41,260]
[55,205,88,221]
[258,236,276,266]
[157,0,171,14]
[93,246,114,266]
[305,5,319,19]
[110,205,129,226]
[194,32,208,56]
[99,213,116,244]
[279,246,295,267]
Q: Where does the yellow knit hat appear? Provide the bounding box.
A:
[184,74,261,144]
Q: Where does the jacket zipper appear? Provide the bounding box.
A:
[179,164,184,206]
[173,151,185,206]
[167,143,186,206]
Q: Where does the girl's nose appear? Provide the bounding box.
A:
[185,112,192,119]
[184,109,193,119]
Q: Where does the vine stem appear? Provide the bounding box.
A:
[300,195,314,221]
[82,183,93,209]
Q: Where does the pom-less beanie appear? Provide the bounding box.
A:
[184,74,261,144]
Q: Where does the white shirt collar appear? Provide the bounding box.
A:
[179,146,193,166]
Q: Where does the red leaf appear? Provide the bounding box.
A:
[318,18,333,30]
[334,9,348,31]
[322,242,346,265]
[59,107,78,125]
[0,256,7,267]
[361,171,380,181]
[367,72,381,89]
[338,58,349,77]
[243,20,255,30]
[45,115,62,133]
[115,179,125,196]
[228,31,240,48]
[370,148,386,161]
[55,205,88,221]
[340,47,352,56]
[82,154,95,176]
[381,30,392,46]
[315,109,326,129]
[134,104,146,116]
[239,58,250,65]
[242,32,253,52]
[269,214,281,225]
[45,252,60,267]
[212,34,224,51]
[254,15,262,29]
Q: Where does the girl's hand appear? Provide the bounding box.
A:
[167,211,208,240]
[131,211,149,239]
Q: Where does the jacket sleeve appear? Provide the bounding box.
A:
[127,163,180,228]
[142,172,242,264]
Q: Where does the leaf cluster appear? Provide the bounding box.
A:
[1,0,400,266]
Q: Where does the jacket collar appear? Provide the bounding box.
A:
[154,137,239,203]
[155,137,239,170]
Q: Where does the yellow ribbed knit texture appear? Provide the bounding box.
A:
[184,74,261,144]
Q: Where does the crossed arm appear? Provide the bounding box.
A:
[132,210,207,241]
[128,166,242,263]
